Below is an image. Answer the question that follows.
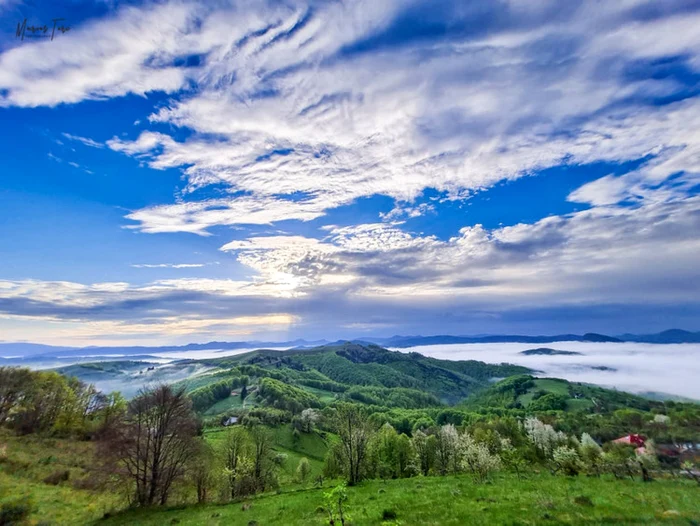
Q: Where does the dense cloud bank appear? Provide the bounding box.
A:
[396,342,700,400]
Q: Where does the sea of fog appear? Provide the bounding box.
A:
[0,347,293,370]
[6,341,698,401]
[149,346,292,361]
[390,342,700,400]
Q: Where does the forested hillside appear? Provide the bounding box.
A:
[196,342,530,405]
[1,343,699,525]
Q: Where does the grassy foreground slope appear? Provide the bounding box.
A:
[0,430,118,524]
[100,473,700,525]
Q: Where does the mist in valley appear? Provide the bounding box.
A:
[394,342,700,400]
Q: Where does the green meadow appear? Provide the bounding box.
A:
[100,472,700,526]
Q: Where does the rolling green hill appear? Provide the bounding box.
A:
[50,344,683,428]
[460,374,661,414]
[199,342,530,406]
[55,342,531,414]
[52,343,675,421]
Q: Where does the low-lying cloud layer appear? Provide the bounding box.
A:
[397,342,700,400]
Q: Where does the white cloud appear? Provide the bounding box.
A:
[1,1,700,342]
[0,277,299,344]
[380,203,435,221]
[57,313,296,338]
[62,133,104,149]
[123,195,329,235]
[0,312,296,347]
[217,193,700,306]
[131,263,207,268]
[3,1,699,233]
[99,3,700,235]
[1,186,700,341]
[0,3,199,107]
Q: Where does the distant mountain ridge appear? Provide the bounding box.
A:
[0,339,328,359]
[365,332,622,347]
[2,329,699,359]
[618,329,700,343]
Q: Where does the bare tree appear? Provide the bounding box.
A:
[188,441,216,504]
[333,404,375,485]
[100,385,199,506]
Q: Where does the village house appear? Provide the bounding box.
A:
[613,434,646,448]
[612,434,700,464]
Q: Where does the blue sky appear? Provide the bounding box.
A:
[1,0,700,345]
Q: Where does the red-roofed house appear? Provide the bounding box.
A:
[613,434,646,447]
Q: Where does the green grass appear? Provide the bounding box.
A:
[99,472,700,525]
[518,378,593,410]
[269,425,329,461]
[566,398,594,411]
[533,378,570,395]
[0,425,329,525]
[205,424,329,464]
[301,386,339,403]
[272,446,324,486]
[4,426,700,525]
[202,427,231,448]
[0,430,120,525]
[268,425,328,486]
[518,393,536,406]
[203,394,244,415]
[172,369,232,393]
[204,424,328,487]
[202,393,260,416]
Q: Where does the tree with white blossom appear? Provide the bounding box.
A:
[552,445,582,476]
[300,408,320,433]
[459,432,501,482]
[523,417,566,459]
[434,424,460,475]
